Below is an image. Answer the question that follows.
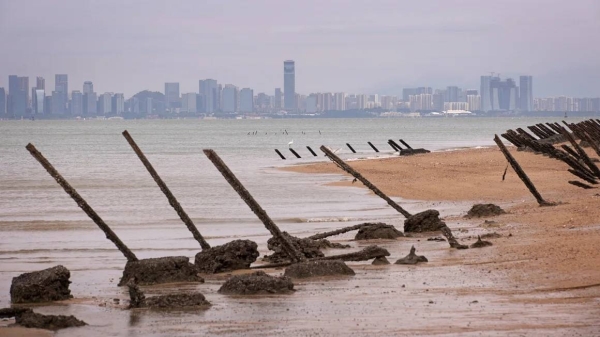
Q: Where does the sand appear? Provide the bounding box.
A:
[2,146,600,336]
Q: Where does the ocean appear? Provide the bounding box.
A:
[0,116,591,336]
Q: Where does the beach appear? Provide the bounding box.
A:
[1,119,599,336]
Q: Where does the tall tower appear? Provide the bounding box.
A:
[55,74,68,114]
[164,82,180,110]
[0,87,5,115]
[519,76,533,111]
[480,76,492,112]
[284,60,295,112]
[199,79,218,113]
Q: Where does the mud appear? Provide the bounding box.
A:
[404,209,445,233]
[371,256,391,265]
[354,223,404,240]
[284,260,355,278]
[118,256,203,286]
[263,232,349,263]
[465,204,507,218]
[10,265,72,304]
[127,278,211,309]
[470,236,493,248]
[480,232,502,239]
[218,271,295,295]
[10,309,86,330]
[194,239,259,274]
[394,246,428,265]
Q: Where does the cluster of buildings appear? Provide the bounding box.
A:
[1,62,599,119]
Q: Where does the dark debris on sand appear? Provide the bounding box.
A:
[194,239,259,274]
[470,236,493,248]
[465,204,506,218]
[1,307,86,331]
[10,265,73,304]
[354,223,404,240]
[284,260,355,279]
[404,210,445,233]
[263,232,350,263]
[118,256,204,286]
[218,271,294,295]
[395,246,428,265]
[127,278,211,309]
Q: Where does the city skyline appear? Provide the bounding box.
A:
[1,0,599,97]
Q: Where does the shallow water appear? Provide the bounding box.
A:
[0,117,597,336]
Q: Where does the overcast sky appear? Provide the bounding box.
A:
[1,0,599,98]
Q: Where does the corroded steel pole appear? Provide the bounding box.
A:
[122,130,211,250]
[320,145,413,218]
[203,149,305,263]
[26,143,138,262]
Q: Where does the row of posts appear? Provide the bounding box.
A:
[275,139,415,160]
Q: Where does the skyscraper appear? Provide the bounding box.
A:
[164,82,180,110]
[52,91,66,115]
[181,93,197,113]
[239,88,254,113]
[82,81,96,116]
[480,76,492,112]
[221,84,238,113]
[83,81,94,94]
[445,86,461,102]
[55,74,68,98]
[489,77,518,111]
[36,77,45,90]
[34,89,45,114]
[8,76,29,117]
[274,88,282,110]
[519,76,533,111]
[283,60,295,111]
[71,91,83,116]
[98,93,112,114]
[112,93,124,114]
[199,79,218,113]
[0,88,5,115]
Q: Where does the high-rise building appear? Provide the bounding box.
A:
[274,88,282,110]
[164,82,180,110]
[55,74,68,99]
[83,92,97,116]
[519,76,533,111]
[283,60,295,111]
[333,93,346,111]
[239,88,254,113]
[0,88,5,115]
[83,81,94,94]
[181,93,197,113]
[306,94,318,113]
[221,84,238,113]
[480,76,492,112]
[322,93,333,111]
[199,79,218,113]
[51,91,66,115]
[71,91,83,116]
[445,86,461,102]
[36,77,45,90]
[8,75,29,117]
[112,93,124,114]
[98,93,112,114]
[466,95,481,111]
[33,89,45,114]
[489,77,518,111]
[357,94,367,110]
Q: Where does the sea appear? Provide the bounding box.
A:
[0,116,593,336]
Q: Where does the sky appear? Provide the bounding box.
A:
[1,0,599,98]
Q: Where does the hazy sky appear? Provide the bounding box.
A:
[1,0,599,98]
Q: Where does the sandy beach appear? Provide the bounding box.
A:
[3,144,600,336]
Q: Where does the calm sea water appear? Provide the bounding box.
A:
[0,116,592,335]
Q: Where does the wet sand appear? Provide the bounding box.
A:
[2,146,600,336]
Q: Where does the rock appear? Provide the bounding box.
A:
[394,246,428,265]
[400,148,430,156]
[118,256,203,286]
[465,204,506,218]
[480,232,502,239]
[194,239,259,274]
[371,256,391,265]
[218,271,294,295]
[404,209,445,233]
[10,265,72,304]
[127,278,210,309]
[320,245,390,262]
[354,223,404,240]
[15,309,86,330]
[263,232,325,263]
[470,236,493,248]
[284,260,355,279]
[0,307,31,319]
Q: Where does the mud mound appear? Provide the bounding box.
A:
[395,246,428,265]
[15,309,86,330]
[354,223,404,240]
[118,256,203,286]
[284,260,355,279]
[263,232,325,263]
[404,210,445,233]
[371,256,391,265]
[194,239,259,274]
[470,236,493,248]
[480,232,502,239]
[10,265,72,304]
[127,278,210,309]
[465,204,506,218]
[218,271,294,295]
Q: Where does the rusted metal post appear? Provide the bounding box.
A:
[320,145,413,218]
[308,223,375,240]
[306,146,318,157]
[275,149,286,160]
[346,143,357,153]
[203,149,305,263]
[289,148,301,158]
[399,139,413,149]
[122,130,211,250]
[558,127,600,178]
[26,143,138,262]
[367,141,379,153]
[493,135,554,206]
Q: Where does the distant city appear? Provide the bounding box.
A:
[1,61,599,120]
